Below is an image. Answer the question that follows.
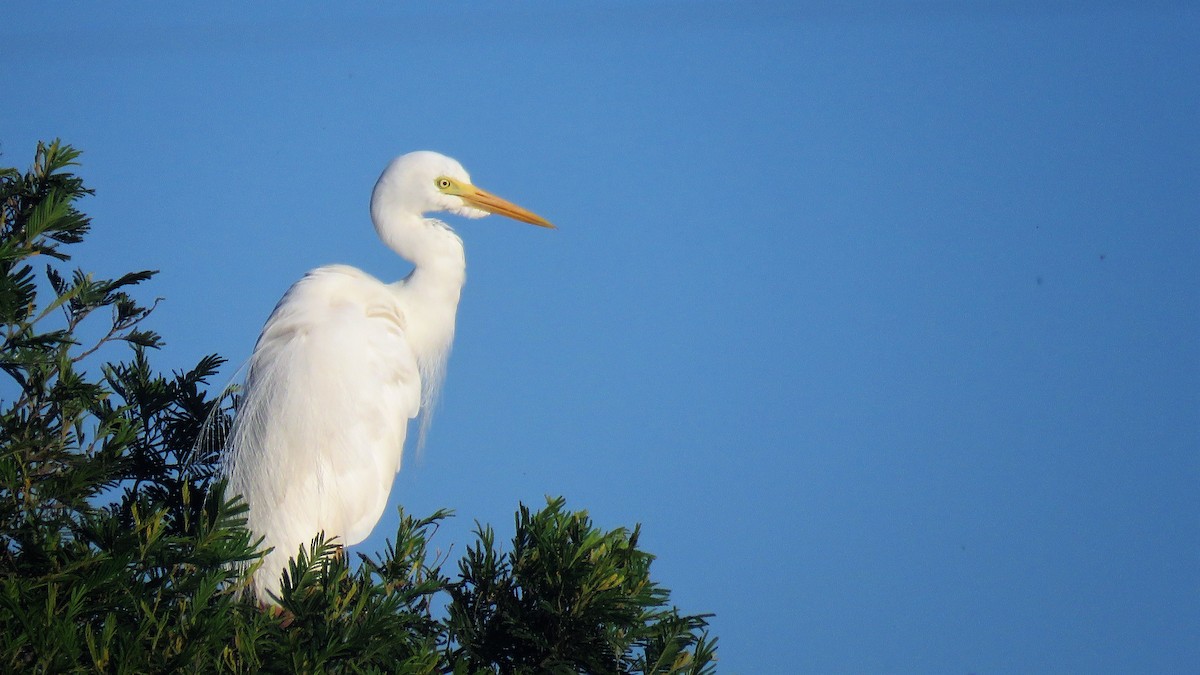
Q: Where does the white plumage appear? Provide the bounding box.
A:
[222,151,552,604]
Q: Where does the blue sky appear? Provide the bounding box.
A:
[5,2,1198,671]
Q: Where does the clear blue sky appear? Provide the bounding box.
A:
[6,2,1198,671]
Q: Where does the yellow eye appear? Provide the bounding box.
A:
[435,178,452,190]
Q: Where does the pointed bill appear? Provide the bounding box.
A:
[457,184,555,229]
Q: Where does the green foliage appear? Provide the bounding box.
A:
[447,498,716,674]
[0,139,257,672]
[0,141,717,673]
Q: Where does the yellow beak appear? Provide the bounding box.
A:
[455,183,555,229]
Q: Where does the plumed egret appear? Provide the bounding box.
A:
[221,151,553,604]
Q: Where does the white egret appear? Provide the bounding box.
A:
[221,151,553,604]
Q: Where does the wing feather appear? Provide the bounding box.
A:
[223,264,420,602]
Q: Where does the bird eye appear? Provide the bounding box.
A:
[436,178,452,190]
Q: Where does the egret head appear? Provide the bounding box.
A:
[372,151,553,228]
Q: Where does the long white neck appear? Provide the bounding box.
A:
[372,207,466,444]
[392,228,466,361]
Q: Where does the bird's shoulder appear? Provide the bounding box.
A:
[291,263,388,297]
[256,265,408,344]
[282,264,398,313]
